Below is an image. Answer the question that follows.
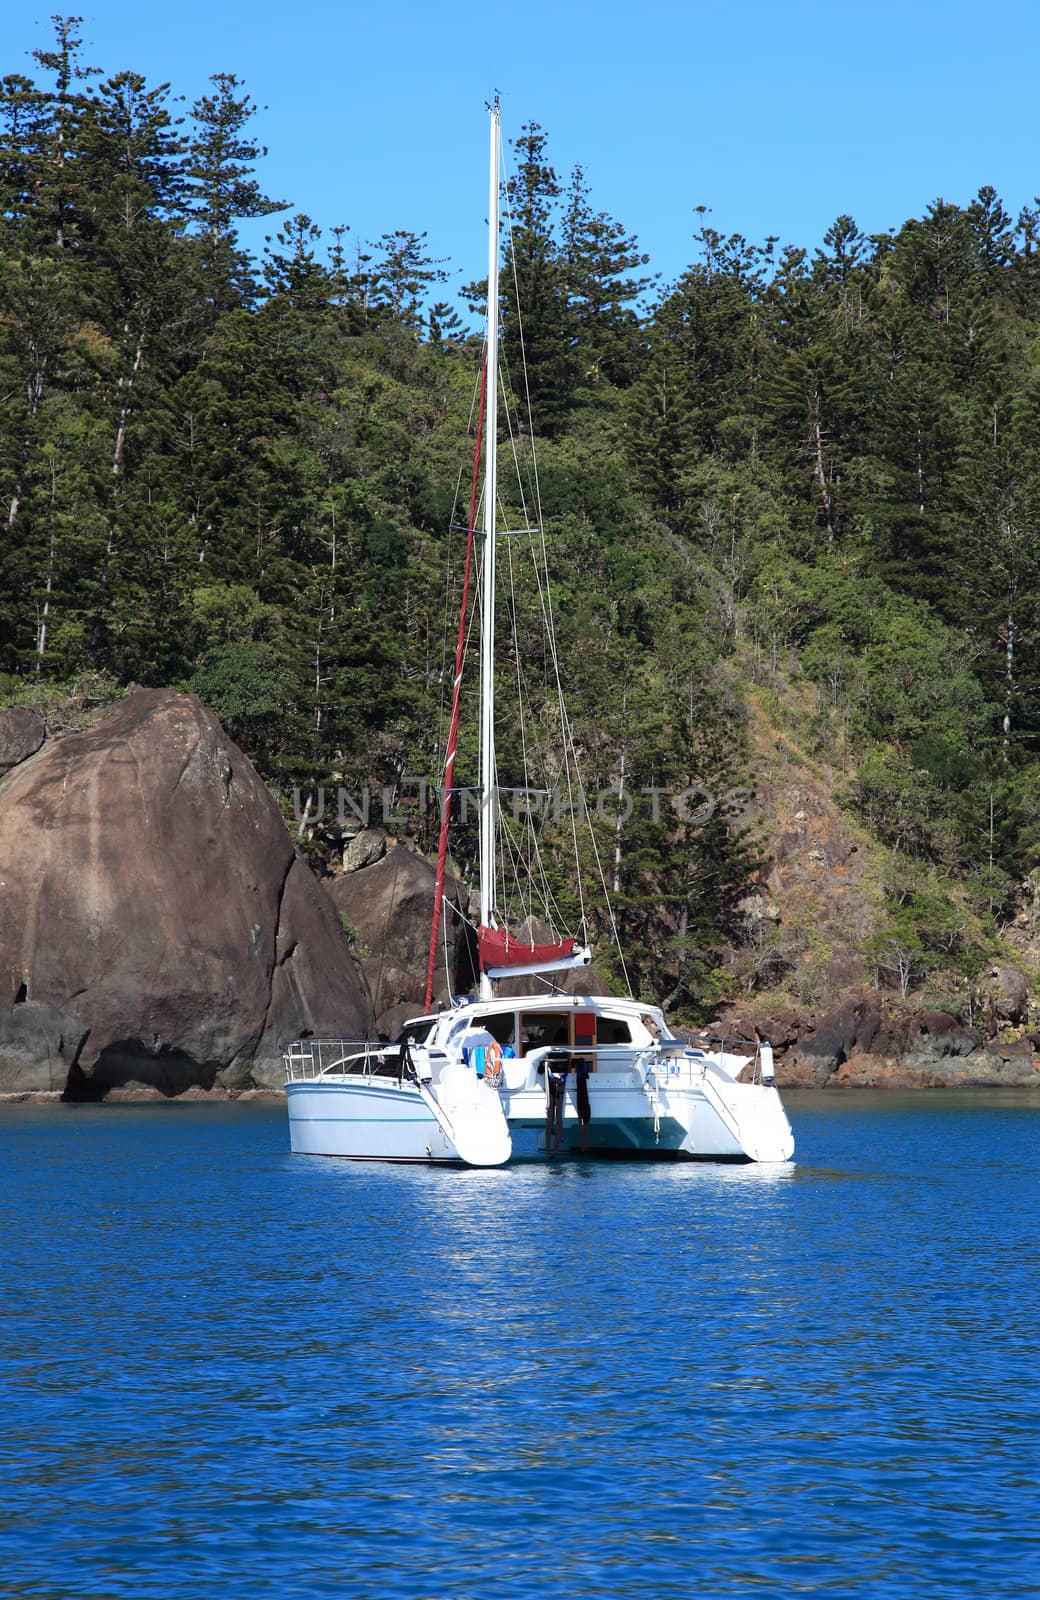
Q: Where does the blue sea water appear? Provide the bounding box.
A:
[1,1090,1038,1599]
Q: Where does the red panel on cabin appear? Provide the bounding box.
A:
[574,1013,596,1045]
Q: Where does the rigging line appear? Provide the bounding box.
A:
[521,498,587,933]
[435,365,487,777]
[497,798,534,932]
[491,754,538,935]
[441,880,452,1002]
[527,504,589,931]
[492,403,571,937]
[504,533,574,939]
[500,175,625,987]
[499,220,587,934]
[425,351,488,1011]
[495,251,580,874]
[525,528,586,928]
[574,764,633,997]
[436,534,455,776]
[447,891,480,934]
[500,159,591,947]
[502,396,585,912]
[503,530,539,916]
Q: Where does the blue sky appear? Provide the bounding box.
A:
[5,1,1039,300]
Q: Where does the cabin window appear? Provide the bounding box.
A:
[474,1012,516,1047]
[596,1017,632,1045]
[519,1011,571,1054]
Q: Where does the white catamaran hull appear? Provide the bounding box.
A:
[502,1074,793,1162]
[286,1069,512,1167]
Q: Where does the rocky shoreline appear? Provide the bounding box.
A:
[0,690,1036,1102]
[720,987,1040,1089]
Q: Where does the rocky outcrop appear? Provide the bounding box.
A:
[327,842,474,1030]
[0,688,373,1097]
[0,707,45,774]
[723,989,1039,1087]
[735,694,882,1002]
[983,963,1029,1026]
[341,827,387,874]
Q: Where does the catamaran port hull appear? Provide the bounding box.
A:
[287,1079,457,1161]
[286,1077,512,1166]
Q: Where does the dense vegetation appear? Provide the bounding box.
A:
[2,20,1038,1016]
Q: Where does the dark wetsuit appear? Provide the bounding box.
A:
[575,1062,591,1126]
[545,1049,570,1119]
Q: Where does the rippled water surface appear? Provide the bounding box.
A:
[2,1091,1039,1598]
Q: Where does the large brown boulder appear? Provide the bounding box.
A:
[327,842,475,1026]
[0,688,373,1096]
[785,992,883,1083]
[983,964,1030,1026]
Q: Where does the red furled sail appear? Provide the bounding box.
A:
[477,925,577,970]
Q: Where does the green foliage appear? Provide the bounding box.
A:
[1,20,1038,1014]
[189,640,285,733]
[0,668,124,730]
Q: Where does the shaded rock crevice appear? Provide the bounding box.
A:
[251,844,301,1075]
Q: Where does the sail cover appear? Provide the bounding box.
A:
[477,925,578,970]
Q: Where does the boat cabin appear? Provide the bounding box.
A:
[397,996,674,1069]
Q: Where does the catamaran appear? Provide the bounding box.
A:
[284,104,794,1167]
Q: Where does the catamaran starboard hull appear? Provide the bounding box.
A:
[502,1079,794,1163]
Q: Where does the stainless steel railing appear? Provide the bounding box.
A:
[283,1039,389,1081]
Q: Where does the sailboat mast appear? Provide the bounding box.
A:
[478,99,500,996]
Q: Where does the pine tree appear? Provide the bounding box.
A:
[369,229,447,328]
[501,122,575,434]
[187,73,285,315]
[560,165,652,387]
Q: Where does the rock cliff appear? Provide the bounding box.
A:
[715,687,1040,1087]
[0,690,372,1097]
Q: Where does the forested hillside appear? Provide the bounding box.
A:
[2,19,1038,1019]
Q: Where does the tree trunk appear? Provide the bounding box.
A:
[808,389,834,539]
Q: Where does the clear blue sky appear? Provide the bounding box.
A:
[5,1,1039,299]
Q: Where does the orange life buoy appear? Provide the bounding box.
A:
[484,1039,504,1086]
